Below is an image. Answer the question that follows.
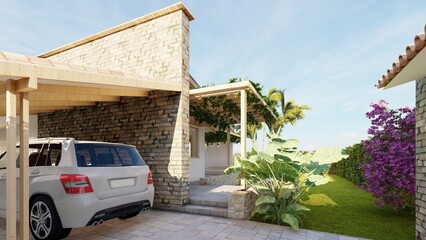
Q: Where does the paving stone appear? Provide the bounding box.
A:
[4,209,370,240]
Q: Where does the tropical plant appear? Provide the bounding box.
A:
[225,125,347,229]
[267,88,310,132]
[363,100,415,210]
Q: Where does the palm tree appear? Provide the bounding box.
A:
[267,88,310,132]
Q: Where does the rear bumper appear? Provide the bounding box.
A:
[55,185,154,228]
[86,200,151,226]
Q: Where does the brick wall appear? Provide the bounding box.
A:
[38,9,191,210]
[416,78,426,239]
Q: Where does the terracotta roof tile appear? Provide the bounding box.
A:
[377,24,426,88]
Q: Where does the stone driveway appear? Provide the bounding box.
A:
[0,210,367,240]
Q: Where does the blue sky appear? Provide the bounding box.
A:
[0,1,424,150]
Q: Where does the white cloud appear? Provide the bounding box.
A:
[340,132,360,139]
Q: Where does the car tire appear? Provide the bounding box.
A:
[118,211,141,220]
[29,195,71,240]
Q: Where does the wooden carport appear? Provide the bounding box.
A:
[0,51,181,239]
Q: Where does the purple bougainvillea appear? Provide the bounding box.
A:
[363,100,415,210]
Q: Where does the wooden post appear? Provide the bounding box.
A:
[226,127,231,167]
[240,90,247,189]
[19,92,29,240]
[6,80,17,240]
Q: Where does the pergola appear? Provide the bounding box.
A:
[189,81,277,167]
[0,51,180,239]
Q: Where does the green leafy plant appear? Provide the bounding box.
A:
[225,126,347,229]
[329,143,366,185]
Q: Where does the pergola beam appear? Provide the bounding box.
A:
[0,93,120,102]
[19,92,30,240]
[240,89,247,189]
[0,83,149,97]
[16,76,37,93]
[6,80,17,240]
[0,60,181,92]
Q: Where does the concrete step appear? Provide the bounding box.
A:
[206,165,228,170]
[183,204,228,218]
[189,198,228,208]
[205,169,226,175]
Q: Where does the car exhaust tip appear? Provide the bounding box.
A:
[98,219,104,225]
[92,221,98,226]
[142,207,150,212]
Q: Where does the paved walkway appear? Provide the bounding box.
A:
[0,210,368,240]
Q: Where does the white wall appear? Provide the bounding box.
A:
[189,126,206,182]
[0,115,38,152]
[205,143,233,168]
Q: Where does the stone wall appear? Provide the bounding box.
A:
[416,78,426,239]
[38,8,192,210]
[228,190,257,220]
[416,78,426,240]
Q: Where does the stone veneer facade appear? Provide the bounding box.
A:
[416,78,426,239]
[37,8,192,210]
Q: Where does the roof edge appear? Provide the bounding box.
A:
[38,2,194,58]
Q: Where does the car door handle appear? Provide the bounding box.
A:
[1,173,5,178]
[31,169,40,175]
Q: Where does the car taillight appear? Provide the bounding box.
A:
[60,174,94,194]
[147,171,153,185]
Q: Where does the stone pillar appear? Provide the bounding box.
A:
[416,78,426,239]
[228,190,257,220]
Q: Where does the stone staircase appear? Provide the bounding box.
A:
[205,165,227,175]
[183,198,228,218]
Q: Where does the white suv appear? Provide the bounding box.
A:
[0,138,154,240]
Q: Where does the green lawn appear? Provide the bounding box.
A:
[300,174,415,240]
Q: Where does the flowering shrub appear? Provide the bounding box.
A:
[363,100,415,210]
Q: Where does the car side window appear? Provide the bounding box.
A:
[27,143,62,167]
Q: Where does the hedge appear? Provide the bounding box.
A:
[329,143,366,185]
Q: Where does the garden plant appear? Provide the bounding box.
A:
[225,126,347,229]
[363,100,415,210]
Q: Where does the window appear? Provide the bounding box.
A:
[190,127,199,158]
[75,144,146,167]
[0,143,62,168]
[27,143,62,167]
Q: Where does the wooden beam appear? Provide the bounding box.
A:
[0,83,149,97]
[34,84,148,97]
[189,81,250,97]
[0,101,95,109]
[0,60,181,92]
[16,76,37,93]
[30,93,120,102]
[227,127,231,167]
[6,80,17,240]
[0,106,76,116]
[240,89,247,189]
[192,90,240,99]
[9,93,119,102]
[19,92,30,240]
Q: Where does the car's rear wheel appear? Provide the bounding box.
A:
[29,196,71,240]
